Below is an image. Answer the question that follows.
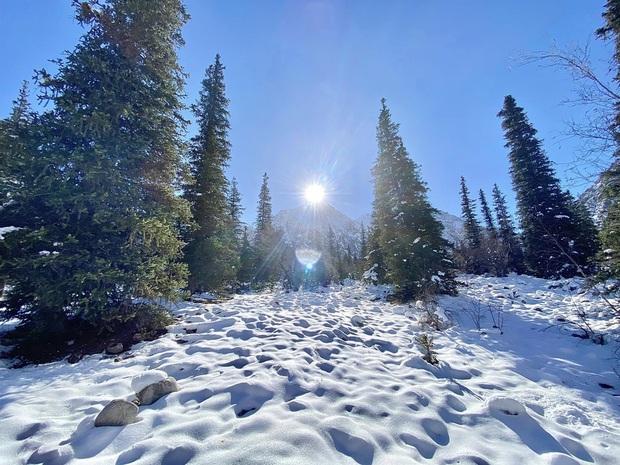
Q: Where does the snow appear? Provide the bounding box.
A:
[0,226,18,240]
[1,275,619,464]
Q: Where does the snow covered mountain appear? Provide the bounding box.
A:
[579,175,610,227]
[273,204,464,250]
[273,204,363,251]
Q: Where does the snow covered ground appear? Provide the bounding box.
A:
[1,275,619,465]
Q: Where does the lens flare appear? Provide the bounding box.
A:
[295,248,321,269]
[304,183,326,205]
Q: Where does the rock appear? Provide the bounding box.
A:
[94,399,139,427]
[136,377,179,405]
[132,333,143,342]
[105,342,124,355]
[351,315,365,327]
[67,353,82,364]
[131,370,168,393]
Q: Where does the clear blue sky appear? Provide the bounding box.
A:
[0,1,612,222]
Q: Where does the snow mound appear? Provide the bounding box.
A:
[0,276,619,464]
[487,396,526,416]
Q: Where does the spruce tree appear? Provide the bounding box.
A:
[237,226,255,285]
[358,222,368,276]
[459,177,482,248]
[479,189,497,236]
[499,95,597,277]
[370,99,455,299]
[492,184,524,273]
[0,82,32,205]
[254,173,281,284]
[228,177,244,241]
[597,0,620,281]
[0,0,190,350]
[185,54,237,292]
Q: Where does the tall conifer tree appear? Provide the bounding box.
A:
[254,173,280,284]
[492,184,524,273]
[370,99,455,298]
[0,0,191,344]
[597,0,620,281]
[498,95,597,277]
[459,177,482,248]
[479,189,497,236]
[185,54,237,291]
[228,177,244,242]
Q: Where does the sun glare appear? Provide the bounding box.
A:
[304,183,326,205]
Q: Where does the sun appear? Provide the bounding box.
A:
[304,183,326,205]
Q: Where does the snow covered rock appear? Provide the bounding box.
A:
[130,370,168,393]
[94,399,139,427]
[136,377,179,405]
[350,315,365,327]
[105,342,124,355]
[486,396,526,416]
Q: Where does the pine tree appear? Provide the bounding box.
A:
[256,173,273,239]
[0,81,32,205]
[566,192,600,274]
[370,99,455,299]
[228,177,244,241]
[0,0,190,352]
[459,177,482,248]
[492,184,524,273]
[237,226,255,285]
[479,189,497,236]
[185,54,237,292]
[357,222,368,276]
[254,173,281,284]
[0,82,37,298]
[596,0,620,281]
[498,95,597,277]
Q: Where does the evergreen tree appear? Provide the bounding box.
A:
[357,222,368,276]
[479,189,497,236]
[256,173,273,238]
[566,192,600,274]
[185,54,237,292]
[596,0,620,281]
[492,184,524,273]
[498,95,597,277]
[365,225,385,282]
[459,177,482,248]
[0,0,190,351]
[0,81,32,205]
[237,226,255,285]
[0,82,37,298]
[228,177,244,241]
[370,99,455,299]
[254,173,281,284]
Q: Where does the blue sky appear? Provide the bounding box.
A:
[0,0,612,222]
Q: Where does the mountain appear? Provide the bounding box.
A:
[578,175,610,227]
[273,204,464,251]
[273,204,363,252]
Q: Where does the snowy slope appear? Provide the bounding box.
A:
[1,276,619,465]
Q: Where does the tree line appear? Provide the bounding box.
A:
[1,0,620,361]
